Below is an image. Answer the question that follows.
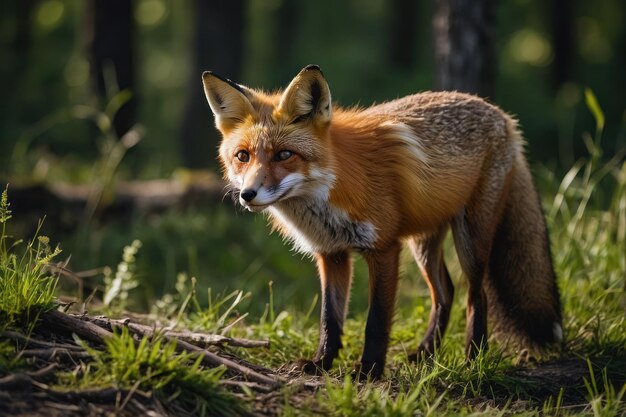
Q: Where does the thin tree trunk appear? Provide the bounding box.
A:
[180,0,245,169]
[550,0,574,88]
[275,0,298,83]
[388,0,418,69]
[433,0,496,98]
[14,0,35,61]
[86,0,136,138]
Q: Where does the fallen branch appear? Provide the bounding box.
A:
[41,309,114,345]
[221,379,275,393]
[40,309,282,388]
[17,348,91,361]
[1,330,84,351]
[0,363,58,390]
[172,337,282,388]
[78,315,269,348]
[161,329,269,349]
[40,386,152,403]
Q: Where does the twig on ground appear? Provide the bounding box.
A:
[38,386,152,403]
[78,315,270,348]
[41,309,114,345]
[17,348,91,361]
[162,335,281,388]
[221,379,276,393]
[1,330,84,351]
[0,363,58,390]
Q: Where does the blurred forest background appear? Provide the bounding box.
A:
[0,0,624,315]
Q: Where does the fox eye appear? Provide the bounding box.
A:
[274,150,293,161]
[236,150,250,162]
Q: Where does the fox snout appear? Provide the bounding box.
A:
[239,188,264,211]
[240,189,257,202]
[235,172,306,211]
[237,186,265,212]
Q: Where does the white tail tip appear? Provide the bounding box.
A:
[553,322,563,343]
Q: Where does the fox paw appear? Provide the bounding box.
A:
[407,343,436,363]
[352,361,383,381]
[283,358,326,376]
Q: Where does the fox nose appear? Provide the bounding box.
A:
[240,189,257,202]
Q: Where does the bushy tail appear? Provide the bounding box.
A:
[485,154,562,347]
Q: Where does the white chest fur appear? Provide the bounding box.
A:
[268,198,378,255]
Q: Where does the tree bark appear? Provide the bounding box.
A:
[86,0,136,138]
[14,0,35,60]
[433,0,496,99]
[388,0,418,69]
[550,0,574,88]
[180,0,245,169]
[275,0,298,83]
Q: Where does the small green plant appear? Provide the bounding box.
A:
[542,388,565,416]
[0,339,22,373]
[61,328,246,416]
[151,272,253,334]
[0,186,60,330]
[102,239,142,313]
[584,359,626,417]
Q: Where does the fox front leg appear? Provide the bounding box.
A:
[357,242,401,379]
[297,251,352,375]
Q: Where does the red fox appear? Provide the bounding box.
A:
[202,65,562,379]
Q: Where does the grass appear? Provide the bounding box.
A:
[1,96,625,415]
[58,328,246,416]
[0,186,60,331]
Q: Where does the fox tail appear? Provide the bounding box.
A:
[485,152,563,348]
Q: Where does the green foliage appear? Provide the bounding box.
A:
[7,91,142,184]
[584,88,605,134]
[60,328,247,416]
[546,99,626,357]
[0,187,11,224]
[0,186,60,330]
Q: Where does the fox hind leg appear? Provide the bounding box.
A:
[452,155,515,359]
[407,228,454,360]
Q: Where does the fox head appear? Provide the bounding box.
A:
[202,65,335,212]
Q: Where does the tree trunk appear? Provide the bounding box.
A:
[388,0,418,69]
[275,0,298,83]
[550,0,574,89]
[180,0,245,169]
[86,0,136,138]
[433,0,495,99]
[14,0,35,61]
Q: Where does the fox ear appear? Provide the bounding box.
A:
[279,65,332,124]
[202,71,254,132]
